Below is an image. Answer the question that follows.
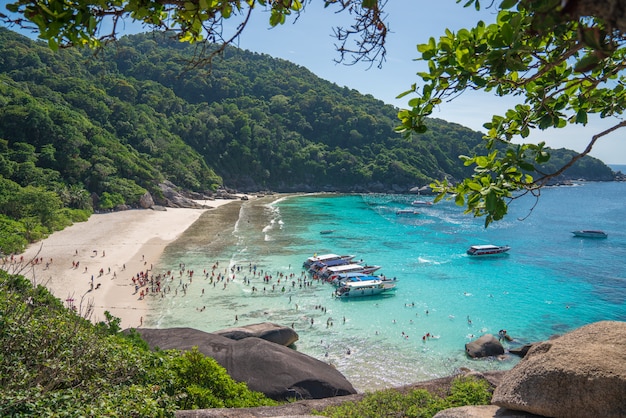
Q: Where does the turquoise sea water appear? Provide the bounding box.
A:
[148,182,626,392]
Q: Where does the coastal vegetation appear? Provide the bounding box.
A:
[0,269,277,416]
[0,27,614,254]
[317,377,492,417]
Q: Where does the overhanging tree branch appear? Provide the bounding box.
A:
[534,120,626,186]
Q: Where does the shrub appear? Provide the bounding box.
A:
[0,271,277,416]
[317,376,492,418]
[170,347,276,409]
[0,214,28,254]
[98,191,125,209]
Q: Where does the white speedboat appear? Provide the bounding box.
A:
[309,257,353,273]
[411,200,433,206]
[330,272,399,287]
[320,263,381,279]
[328,272,370,286]
[335,279,396,298]
[571,230,608,238]
[303,253,354,269]
[466,244,510,256]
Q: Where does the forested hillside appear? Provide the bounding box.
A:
[0,28,615,252]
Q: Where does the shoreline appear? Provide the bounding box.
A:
[4,198,244,330]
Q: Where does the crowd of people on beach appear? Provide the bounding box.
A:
[4,245,511,366]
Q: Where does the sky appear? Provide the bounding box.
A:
[2,0,625,164]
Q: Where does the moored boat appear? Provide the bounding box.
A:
[396,209,419,215]
[466,244,510,256]
[320,263,381,279]
[309,257,353,273]
[571,230,608,238]
[303,253,354,269]
[329,272,399,287]
[335,279,396,298]
[411,200,433,206]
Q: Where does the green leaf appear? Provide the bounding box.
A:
[499,0,518,9]
[501,22,514,45]
[475,156,490,167]
[519,161,535,171]
[362,0,377,9]
[468,181,482,191]
[574,54,601,73]
[269,10,282,26]
[47,37,59,51]
[575,109,588,124]
[485,191,497,212]
[536,151,550,163]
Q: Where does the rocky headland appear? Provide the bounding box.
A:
[132,320,626,418]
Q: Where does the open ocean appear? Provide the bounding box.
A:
[148,177,626,392]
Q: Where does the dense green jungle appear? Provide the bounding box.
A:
[0,27,615,254]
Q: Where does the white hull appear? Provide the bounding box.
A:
[335,280,396,298]
[320,264,381,279]
[303,254,354,269]
[467,245,510,256]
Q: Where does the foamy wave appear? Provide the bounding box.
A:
[418,256,446,265]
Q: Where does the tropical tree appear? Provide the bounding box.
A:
[0,0,386,67]
[2,0,624,225]
[396,0,626,225]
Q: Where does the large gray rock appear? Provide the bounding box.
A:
[157,181,208,208]
[139,192,154,209]
[134,327,356,401]
[465,334,505,358]
[492,321,626,418]
[508,343,536,358]
[213,322,299,347]
[433,405,542,417]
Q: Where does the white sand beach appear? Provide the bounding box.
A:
[4,199,242,330]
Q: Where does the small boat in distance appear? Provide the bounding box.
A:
[396,209,419,215]
[466,244,511,256]
[320,230,335,235]
[411,200,433,206]
[571,230,608,238]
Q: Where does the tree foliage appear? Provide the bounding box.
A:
[1,0,388,67]
[395,0,626,225]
